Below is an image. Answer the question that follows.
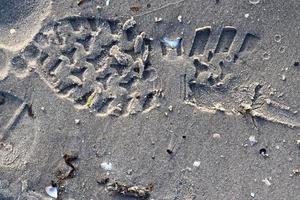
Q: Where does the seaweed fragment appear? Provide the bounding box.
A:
[106,181,153,198]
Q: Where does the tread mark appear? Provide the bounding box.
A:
[189,26,211,56]
[239,33,260,53]
[214,26,237,54]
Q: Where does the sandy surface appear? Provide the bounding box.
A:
[0,0,299,199]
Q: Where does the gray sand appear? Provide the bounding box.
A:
[0,0,299,199]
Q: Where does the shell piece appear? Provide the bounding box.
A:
[249,135,257,146]
[45,185,58,199]
[101,162,112,171]
[161,37,181,48]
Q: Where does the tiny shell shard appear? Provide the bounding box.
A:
[45,185,58,199]
[161,37,181,48]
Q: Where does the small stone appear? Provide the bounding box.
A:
[168,105,173,112]
[250,192,255,198]
[193,161,201,167]
[75,119,80,124]
[41,107,45,111]
[245,13,250,18]
[281,74,286,81]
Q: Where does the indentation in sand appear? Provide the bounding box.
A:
[0,0,52,51]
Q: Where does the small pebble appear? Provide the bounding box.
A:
[250,192,255,198]
[245,13,250,18]
[75,119,80,124]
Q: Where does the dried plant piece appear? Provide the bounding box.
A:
[55,153,78,180]
[106,182,153,198]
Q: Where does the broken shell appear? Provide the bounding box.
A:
[249,135,257,146]
[101,162,112,171]
[262,178,271,186]
[193,161,201,167]
[161,37,181,48]
[45,185,58,199]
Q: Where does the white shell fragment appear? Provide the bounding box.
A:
[249,135,257,146]
[101,162,112,171]
[10,29,16,34]
[262,178,272,186]
[45,185,58,199]
[161,37,181,48]
[177,15,182,22]
[193,161,201,167]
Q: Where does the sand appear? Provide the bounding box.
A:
[0,0,299,199]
